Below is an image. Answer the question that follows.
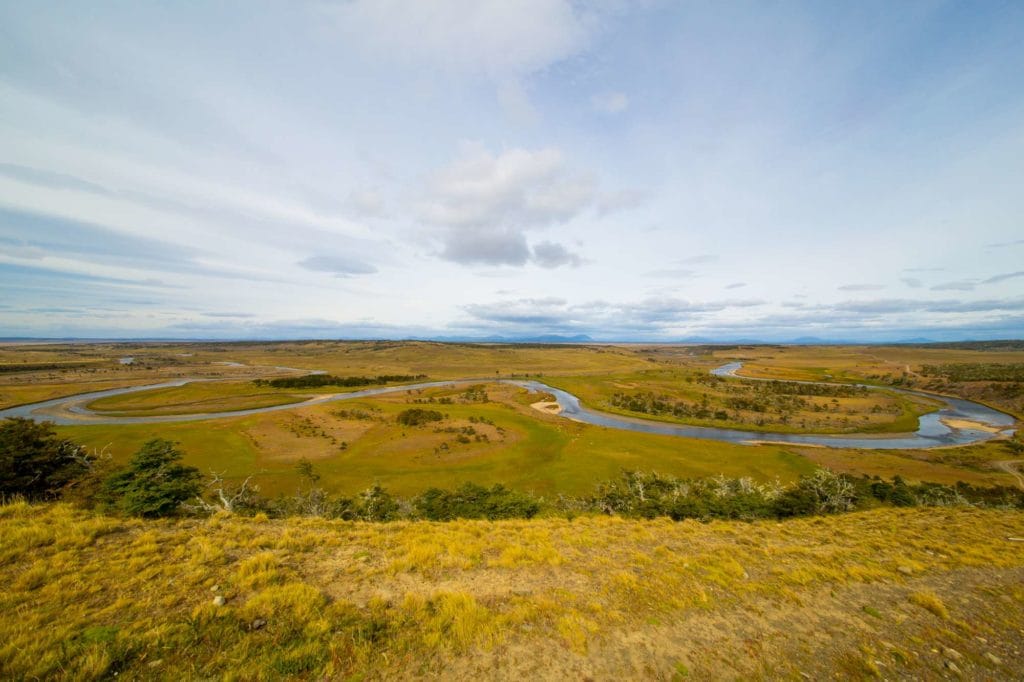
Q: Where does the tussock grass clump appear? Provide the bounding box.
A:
[908,590,950,619]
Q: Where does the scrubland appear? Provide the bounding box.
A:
[2,501,1022,680]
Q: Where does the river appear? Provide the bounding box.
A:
[0,363,1015,449]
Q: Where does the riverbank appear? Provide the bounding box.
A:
[2,366,1017,450]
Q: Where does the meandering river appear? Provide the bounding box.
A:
[0,363,1015,449]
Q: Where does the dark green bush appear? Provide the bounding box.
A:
[414,483,540,521]
[101,439,201,517]
[396,408,444,426]
[0,418,87,500]
[256,374,426,389]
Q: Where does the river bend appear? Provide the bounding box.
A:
[0,364,1015,449]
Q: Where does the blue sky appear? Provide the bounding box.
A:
[1,0,1022,341]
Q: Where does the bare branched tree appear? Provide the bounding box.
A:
[191,470,259,514]
[65,443,112,471]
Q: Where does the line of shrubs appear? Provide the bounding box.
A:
[3,417,1023,522]
[253,373,426,389]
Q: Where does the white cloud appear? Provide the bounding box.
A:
[441,228,531,267]
[595,188,647,216]
[297,255,378,276]
[931,280,976,291]
[318,0,598,78]
[497,79,540,125]
[591,91,629,114]
[837,283,885,291]
[419,144,593,228]
[419,143,595,266]
[345,189,388,218]
[532,241,583,268]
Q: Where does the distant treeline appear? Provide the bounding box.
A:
[253,373,427,389]
[4,418,1023,523]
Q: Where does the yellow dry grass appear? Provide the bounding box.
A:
[2,501,1022,680]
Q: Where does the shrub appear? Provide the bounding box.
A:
[0,418,87,500]
[414,483,541,521]
[792,469,858,514]
[257,374,426,389]
[360,484,400,521]
[101,439,201,517]
[396,408,444,426]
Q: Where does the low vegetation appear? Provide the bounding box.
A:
[547,369,935,434]
[256,373,427,389]
[0,418,89,500]
[5,419,1021,524]
[396,408,445,426]
[1,501,1021,680]
[921,362,1024,382]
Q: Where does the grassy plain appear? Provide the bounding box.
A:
[85,381,311,417]
[58,383,820,497]
[2,341,1022,492]
[2,501,1022,680]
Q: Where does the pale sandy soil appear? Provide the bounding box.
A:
[530,400,562,414]
[941,417,1005,434]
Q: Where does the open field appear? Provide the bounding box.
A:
[86,381,312,416]
[57,383,821,497]
[0,340,1019,492]
[2,501,1023,680]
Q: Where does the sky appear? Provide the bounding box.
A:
[1,0,1023,342]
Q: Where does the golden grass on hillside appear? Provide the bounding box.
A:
[2,502,1022,680]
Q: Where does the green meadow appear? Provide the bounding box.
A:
[59,382,819,498]
[0,340,1008,494]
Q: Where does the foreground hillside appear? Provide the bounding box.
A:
[2,503,1023,680]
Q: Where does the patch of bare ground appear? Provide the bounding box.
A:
[530,400,562,415]
[941,418,1006,434]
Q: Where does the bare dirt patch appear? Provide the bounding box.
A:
[941,417,1005,434]
[530,400,562,415]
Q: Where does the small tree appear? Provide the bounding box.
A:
[102,439,201,517]
[295,458,321,484]
[0,418,87,500]
[359,484,399,521]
